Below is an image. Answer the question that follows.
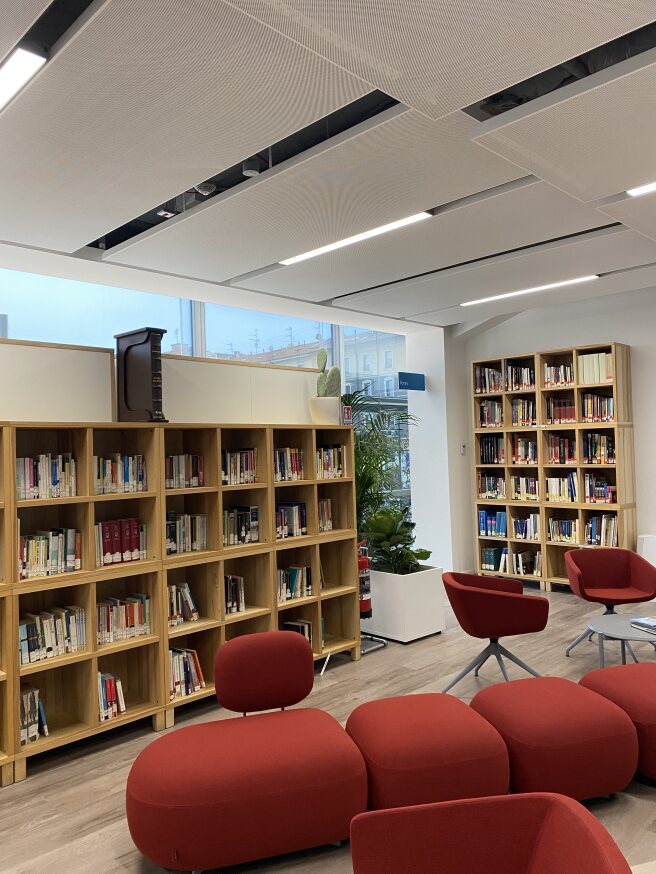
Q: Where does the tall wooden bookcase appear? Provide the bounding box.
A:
[0,422,359,784]
[472,343,636,591]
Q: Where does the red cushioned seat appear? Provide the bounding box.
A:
[580,663,656,779]
[126,632,367,871]
[346,693,509,810]
[471,677,638,800]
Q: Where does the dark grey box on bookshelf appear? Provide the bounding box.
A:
[115,327,168,422]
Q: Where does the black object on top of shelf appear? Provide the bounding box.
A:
[115,327,168,422]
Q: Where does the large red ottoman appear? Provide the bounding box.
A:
[346,693,509,810]
[471,677,638,800]
[580,663,656,779]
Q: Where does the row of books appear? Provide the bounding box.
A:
[545,474,578,503]
[18,525,81,579]
[512,436,537,465]
[99,671,127,721]
[586,514,618,546]
[480,545,504,571]
[274,447,305,482]
[583,474,616,504]
[276,502,307,539]
[316,445,346,479]
[19,606,86,664]
[474,365,503,394]
[478,474,506,500]
[545,397,575,425]
[169,647,206,700]
[506,361,535,392]
[582,433,615,465]
[548,518,578,543]
[225,574,246,613]
[478,510,507,538]
[548,434,576,465]
[581,393,614,423]
[282,618,316,647]
[479,435,504,464]
[94,519,147,567]
[513,513,540,540]
[20,685,48,745]
[222,448,257,485]
[318,498,333,533]
[97,594,151,644]
[165,512,207,555]
[17,453,76,500]
[278,565,312,602]
[167,581,199,625]
[94,454,147,494]
[511,399,537,427]
[223,506,259,546]
[511,476,539,501]
[478,399,503,428]
[579,351,613,385]
[165,453,204,489]
[544,363,574,387]
[512,548,542,577]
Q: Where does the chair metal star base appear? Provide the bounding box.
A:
[565,604,614,657]
[442,638,541,693]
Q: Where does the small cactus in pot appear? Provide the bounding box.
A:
[316,348,341,397]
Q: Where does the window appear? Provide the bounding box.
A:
[384,377,394,397]
[362,353,371,372]
[344,382,352,393]
[385,350,393,369]
[344,356,352,373]
[362,379,373,396]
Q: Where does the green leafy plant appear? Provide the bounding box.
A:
[363,506,431,575]
[316,349,341,397]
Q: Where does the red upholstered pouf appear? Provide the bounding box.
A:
[126,709,367,871]
[345,693,509,810]
[580,663,656,779]
[471,677,638,800]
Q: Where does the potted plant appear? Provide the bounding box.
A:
[361,506,445,643]
[308,349,342,424]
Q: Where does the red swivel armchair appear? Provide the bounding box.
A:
[442,572,549,693]
[565,548,656,657]
[350,793,631,874]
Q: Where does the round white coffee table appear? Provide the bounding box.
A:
[587,614,656,667]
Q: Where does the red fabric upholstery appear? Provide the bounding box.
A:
[215,630,314,712]
[126,709,367,871]
[443,572,549,639]
[350,793,631,874]
[565,548,656,607]
[581,664,656,779]
[471,677,638,800]
[346,693,509,810]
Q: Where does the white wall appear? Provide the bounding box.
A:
[447,286,656,570]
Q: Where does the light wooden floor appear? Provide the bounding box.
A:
[1,590,655,873]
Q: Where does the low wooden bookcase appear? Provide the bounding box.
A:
[0,422,360,784]
[472,343,636,591]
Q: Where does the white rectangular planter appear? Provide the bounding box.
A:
[361,565,445,644]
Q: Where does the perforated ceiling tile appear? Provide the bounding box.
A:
[105,108,525,280]
[333,226,656,319]
[0,1,51,65]
[473,49,656,202]
[0,0,369,253]
[237,181,607,301]
[599,193,656,242]
[224,0,656,119]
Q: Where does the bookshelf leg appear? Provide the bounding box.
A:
[350,644,361,662]
[1,762,14,787]
[13,759,26,784]
[164,708,175,729]
[151,711,168,732]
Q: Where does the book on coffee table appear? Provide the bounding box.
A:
[630,617,656,634]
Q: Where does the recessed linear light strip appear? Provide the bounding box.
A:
[0,46,46,112]
[279,212,431,266]
[627,180,656,198]
[460,275,599,307]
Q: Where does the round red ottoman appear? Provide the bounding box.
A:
[126,709,367,871]
[580,663,656,779]
[346,693,509,810]
[471,677,638,800]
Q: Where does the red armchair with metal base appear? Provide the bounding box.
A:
[565,548,656,657]
[442,572,549,693]
[350,793,631,874]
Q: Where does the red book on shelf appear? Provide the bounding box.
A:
[120,519,132,563]
[110,520,122,564]
[101,522,113,565]
[130,518,140,561]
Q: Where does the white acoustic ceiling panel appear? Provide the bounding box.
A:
[598,192,656,242]
[105,109,526,280]
[0,1,51,65]
[224,0,656,119]
[0,0,369,253]
[347,227,656,323]
[473,48,656,202]
[238,181,608,301]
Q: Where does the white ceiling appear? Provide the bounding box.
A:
[1,1,656,328]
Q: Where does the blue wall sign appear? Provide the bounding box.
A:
[398,371,426,391]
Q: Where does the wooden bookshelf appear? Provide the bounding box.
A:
[0,422,359,782]
[471,343,636,591]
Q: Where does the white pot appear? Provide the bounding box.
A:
[361,565,445,643]
[308,396,341,425]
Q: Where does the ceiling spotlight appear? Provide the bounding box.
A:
[0,45,46,112]
[194,181,216,196]
[156,208,176,218]
[242,158,260,178]
[626,180,656,198]
[460,275,599,307]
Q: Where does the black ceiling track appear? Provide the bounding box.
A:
[22,0,96,54]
